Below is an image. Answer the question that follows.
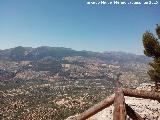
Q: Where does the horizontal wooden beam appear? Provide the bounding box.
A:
[125,103,144,120]
[123,88,160,101]
[76,94,115,120]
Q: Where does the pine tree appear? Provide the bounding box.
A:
[142,24,160,91]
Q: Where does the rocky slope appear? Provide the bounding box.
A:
[0,46,153,120]
[0,46,150,85]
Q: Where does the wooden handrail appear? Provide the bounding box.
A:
[123,88,160,101]
[72,87,160,120]
[76,94,115,120]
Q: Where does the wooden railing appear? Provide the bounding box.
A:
[73,87,160,120]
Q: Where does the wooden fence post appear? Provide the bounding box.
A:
[113,88,126,120]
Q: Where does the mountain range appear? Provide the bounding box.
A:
[0,46,149,62]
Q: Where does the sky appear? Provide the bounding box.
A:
[0,0,160,55]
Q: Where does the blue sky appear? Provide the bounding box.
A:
[0,0,160,54]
